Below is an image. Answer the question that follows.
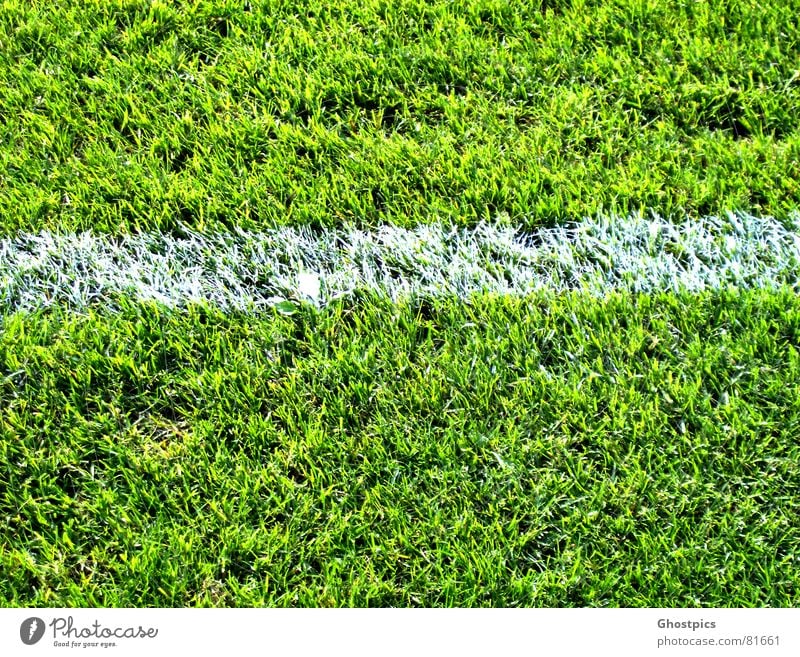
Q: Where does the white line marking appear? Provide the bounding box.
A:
[1,211,799,314]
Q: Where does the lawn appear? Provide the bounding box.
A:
[2,291,800,606]
[1,0,798,235]
[1,0,799,607]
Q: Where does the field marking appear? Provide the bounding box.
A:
[1,211,799,314]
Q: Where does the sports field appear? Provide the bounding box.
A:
[1,0,799,606]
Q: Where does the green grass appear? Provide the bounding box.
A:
[2,289,799,606]
[3,0,800,608]
[1,0,799,235]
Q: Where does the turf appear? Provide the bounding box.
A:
[1,0,799,235]
[2,0,800,609]
[1,290,799,606]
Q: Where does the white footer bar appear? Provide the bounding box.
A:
[2,608,798,656]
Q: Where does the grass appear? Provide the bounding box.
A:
[1,289,799,606]
[2,0,800,608]
[1,0,799,235]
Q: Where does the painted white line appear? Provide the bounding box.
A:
[1,211,799,314]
